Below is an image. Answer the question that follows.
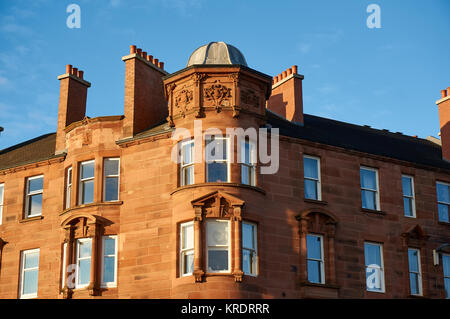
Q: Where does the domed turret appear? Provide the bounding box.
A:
[186,42,248,67]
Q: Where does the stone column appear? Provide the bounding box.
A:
[233,212,243,282]
[193,206,204,282]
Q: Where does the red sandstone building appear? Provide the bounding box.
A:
[0,42,449,299]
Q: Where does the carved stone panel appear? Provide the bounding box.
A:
[203,80,232,111]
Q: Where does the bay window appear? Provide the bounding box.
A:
[25,175,43,218]
[206,219,230,272]
[75,238,92,288]
[242,222,257,276]
[180,140,194,186]
[101,235,118,287]
[241,140,256,186]
[206,136,229,183]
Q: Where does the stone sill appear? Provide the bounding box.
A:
[19,215,44,223]
[298,281,340,290]
[438,221,450,226]
[171,183,266,196]
[361,208,387,216]
[304,198,328,205]
[59,201,123,216]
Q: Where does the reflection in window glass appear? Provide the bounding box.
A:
[306,234,324,284]
[364,242,384,292]
[206,220,229,272]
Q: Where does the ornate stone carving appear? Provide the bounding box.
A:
[174,88,193,118]
[204,81,232,111]
[233,270,244,283]
[193,269,205,283]
[192,73,207,86]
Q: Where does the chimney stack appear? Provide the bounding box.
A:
[55,64,91,154]
[122,45,168,138]
[266,65,304,124]
[436,87,450,161]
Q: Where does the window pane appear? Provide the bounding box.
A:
[206,138,227,161]
[103,256,115,283]
[0,184,4,204]
[207,221,228,246]
[183,252,194,274]
[243,249,256,275]
[24,252,39,269]
[241,165,250,185]
[304,179,318,200]
[28,177,43,193]
[410,273,419,295]
[208,250,228,271]
[82,180,94,204]
[404,198,413,217]
[104,237,115,256]
[78,259,91,285]
[242,223,255,249]
[360,169,376,190]
[182,166,194,186]
[182,142,193,165]
[304,157,318,179]
[402,176,413,197]
[443,255,450,276]
[362,190,376,210]
[438,204,449,222]
[408,249,419,272]
[306,235,321,260]
[207,162,227,182]
[79,240,92,258]
[182,224,194,250]
[366,266,382,291]
[104,159,119,176]
[307,260,321,283]
[437,183,450,203]
[445,278,450,299]
[105,177,119,201]
[364,243,381,267]
[23,269,38,295]
[81,162,95,179]
[29,194,42,215]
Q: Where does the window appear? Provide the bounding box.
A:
[75,238,92,288]
[242,222,257,276]
[304,156,321,200]
[408,248,422,295]
[364,242,385,293]
[206,136,229,183]
[79,160,95,205]
[241,140,256,186]
[25,175,43,218]
[180,222,194,276]
[65,167,72,209]
[61,242,67,289]
[306,234,325,284]
[104,158,120,202]
[360,167,380,211]
[19,248,40,299]
[443,254,450,299]
[436,181,450,223]
[0,183,4,225]
[206,219,230,273]
[101,236,117,287]
[402,175,416,217]
[180,141,194,186]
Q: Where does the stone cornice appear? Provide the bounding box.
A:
[0,154,66,175]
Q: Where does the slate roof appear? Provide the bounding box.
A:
[1,112,449,171]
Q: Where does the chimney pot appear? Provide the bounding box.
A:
[77,70,84,79]
[136,48,142,56]
[287,68,292,75]
[66,64,72,74]
[72,67,78,76]
[292,65,298,74]
[148,55,153,63]
[153,58,159,65]
[447,87,450,96]
[158,61,164,69]
[442,90,447,98]
[142,51,147,59]
[282,71,287,78]
[130,45,136,54]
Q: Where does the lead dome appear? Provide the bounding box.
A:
[186,42,248,67]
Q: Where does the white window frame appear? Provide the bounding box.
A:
[303,155,321,201]
[103,158,120,202]
[206,219,231,273]
[101,235,118,288]
[443,253,450,299]
[179,221,194,277]
[241,140,256,186]
[65,167,72,209]
[364,242,385,293]
[79,160,95,205]
[61,242,67,289]
[0,183,4,225]
[402,175,416,218]
[180,140,195,186]
[75,238,92,289]
[360,166,380,211]
[25,175,44,218]
[408,248,422,296]
[306,234,325,284]
[19,248,40,299]
[205,136,231,183]
[242,221,258,276]
[436,181,450,223]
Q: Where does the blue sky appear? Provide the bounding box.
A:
[0,0,449,149]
